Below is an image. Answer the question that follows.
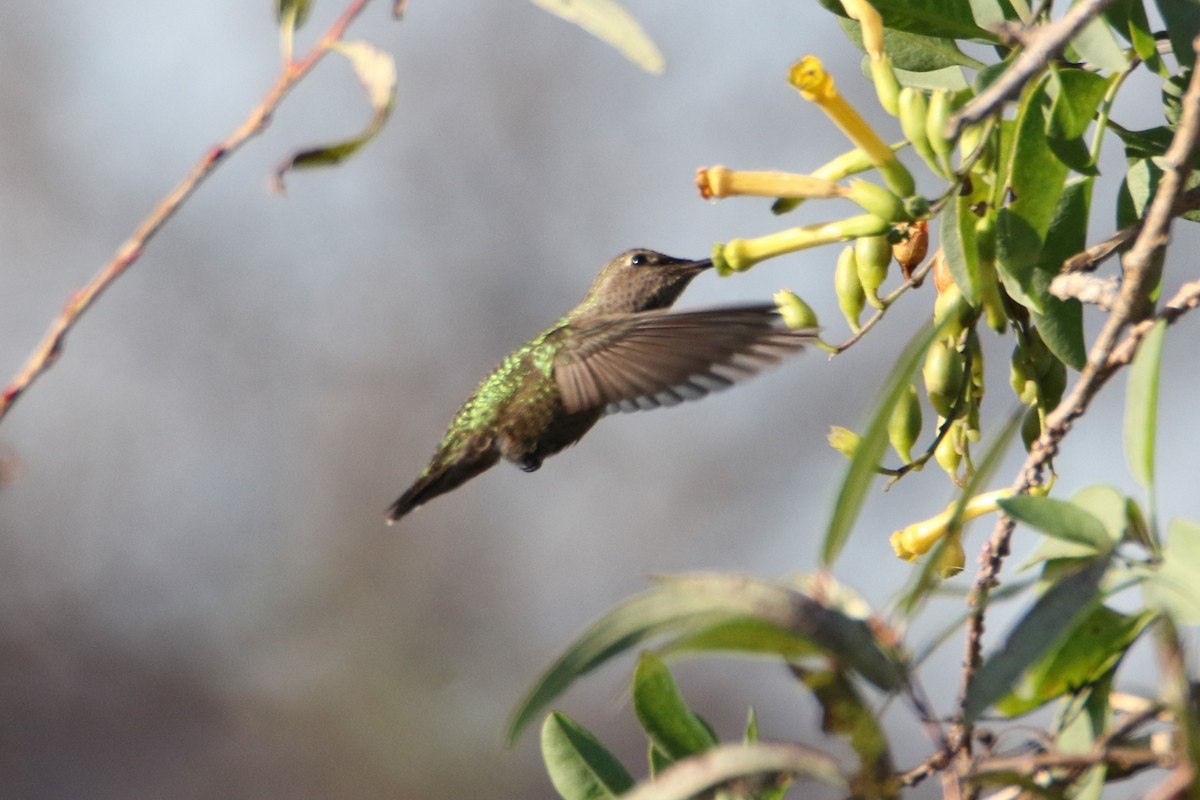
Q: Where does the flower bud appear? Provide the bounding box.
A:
[899,87,942,176]
[773,289,819,330]
[923,338,964,418]
[845,179,908,222]
[855,233,892,309]
[1021,405,1041,452]
[827,426,861,459]
[934,419,963,482]
[887,384,923,463]
[835,245,866,331]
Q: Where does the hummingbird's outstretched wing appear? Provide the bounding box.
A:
[554,304,816,414]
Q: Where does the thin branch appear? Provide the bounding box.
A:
[952,32,1200,749]
[948,0,1122,136]
[0,0,378,425]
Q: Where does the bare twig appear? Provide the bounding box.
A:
[0,0,379,425]
[1060,186,1200,274]
[1049,273,1118,309]
[952,33,1200,752]
[948,0,1122,136]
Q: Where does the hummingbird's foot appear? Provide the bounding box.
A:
[518,454,543,473]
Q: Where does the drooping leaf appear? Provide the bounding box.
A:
[507,575,906,741]
[963,557,1109,723]
[794,668,897,799]
[1104,0,1167,75]
[998,494,1115,554]
[823,321,944,566]
[530,0,665,74]
[1125,319,1166,490]
[619,743,844,800]
[541,712,635,800]
[1031,175,1091,370]
[994,606,1153,716]
[1045,68,1112,174]
[272,40,397,191]
[1065,9,1130,72]
[632,653,717,760]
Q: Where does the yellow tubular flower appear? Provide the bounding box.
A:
[788,56,914,197]
[716,213,891,274]
[696,166,845,200]
[890,488,1013,562]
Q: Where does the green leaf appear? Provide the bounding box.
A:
[619,743,844,800]
[998,495,1114,554]
[1029,175,1090,370]
[818,0,1007,40]
[1155,0,1200,68]
[529,0,664,74]
[1104,0,1167,75]
[1046,69,1112,174]
[941,194,982,305]
[1114,126,1174,162]
[997,78,1070,314]
[1144,519,1200,623]
[994,606,1153,716]
[963,557,1109,723]
[507,575,906,741]
[1069,485,1132,543]
[1055,672,1112,800]
[823,321,943,566]
[272,40,397,192]
[632,653,717,760]
[794,668,896,798]
[893,65,970,91]
[838,18,986,71]
[541,712,635,800]
[1125,319,1166,489]
[1065,6,1130,72]
[657,617,821,660]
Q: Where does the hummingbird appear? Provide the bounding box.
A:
[387,248,816,522]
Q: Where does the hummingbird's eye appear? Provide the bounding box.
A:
[629,253,649,266]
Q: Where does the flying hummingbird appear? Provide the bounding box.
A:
[387,248,816,522]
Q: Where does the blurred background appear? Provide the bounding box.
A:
[0,1,1196,797]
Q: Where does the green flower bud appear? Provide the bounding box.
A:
[845,179,908,222]
[923,338,964,418]
[926,90,956,162]
[933,283,971,340]
[835,245,866,331]
[870,54,901,117]
[827,425,861,459]
[888,384,923,463]
[934,419,963,482]
[899,87,942,176]
[959,123,995,172]
[1010,344,1038,405]
[773,289,819,330]
[974,214,1007,333]
[855,233,891,309]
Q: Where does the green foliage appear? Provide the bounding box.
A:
[523,1,1200,797]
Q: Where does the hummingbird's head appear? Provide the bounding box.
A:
[581,249,712,317]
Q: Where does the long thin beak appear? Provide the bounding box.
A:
[683,258,713,272]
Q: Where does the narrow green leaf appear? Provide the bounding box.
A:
[743,707,759,744]
[632,653,716,760]
[508,575,906,741]
[1144,519,1200,623]
[272,40,397,192]
[1055,672,1112,800]
[998,495,1114,553]
[994,606,1153,716]
[1104,0,1167,74]
[541,712,635,800]
[963,558,1108,723]
[941,195,982,305]
[657,617,821,660]
[620,743,844,800]
[530,0,664,74]
[1046,69,1112,174]
[1125,319,1166,489]
[997,78,1070,313]
[893,65,970,91]
[823,320,943,566]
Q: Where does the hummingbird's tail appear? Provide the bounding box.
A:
[387,449,500,524]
